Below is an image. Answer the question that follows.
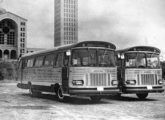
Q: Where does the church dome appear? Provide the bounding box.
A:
[0,8,6,14]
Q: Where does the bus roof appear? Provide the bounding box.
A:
[117,46,160,54]
[22,41,116,58]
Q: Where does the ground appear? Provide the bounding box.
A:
[0,81,165,120]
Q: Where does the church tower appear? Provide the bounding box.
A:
[54,0,78,47]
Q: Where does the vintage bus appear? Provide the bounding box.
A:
[17,41,119,102]
[117,46,164,99]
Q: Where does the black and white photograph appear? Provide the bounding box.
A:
[0,0,165,120]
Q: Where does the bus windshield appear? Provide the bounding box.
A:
[146,53,160,68]
[71,48,115,67]
[125,53,160,68]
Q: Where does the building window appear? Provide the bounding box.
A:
[7,32,15,45]
[21,22,26,26]
[0,31,4,44]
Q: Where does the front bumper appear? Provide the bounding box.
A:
[69,87,119,96]
[122,86,164,93]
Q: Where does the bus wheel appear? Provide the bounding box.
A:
[56,86,65,102]
[136,93,148,99]
[90,96,102,102]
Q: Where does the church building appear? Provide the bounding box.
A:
[0,8,27,61]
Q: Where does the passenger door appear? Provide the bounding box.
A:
[62,52,70,93]
[55,52,69,93]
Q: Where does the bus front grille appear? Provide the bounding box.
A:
[87,73,110,86]
[141,74,156,85]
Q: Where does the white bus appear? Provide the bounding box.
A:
[117,46,164,99]
[17,41,119,102]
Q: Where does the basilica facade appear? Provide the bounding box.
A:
[0,8,27,61]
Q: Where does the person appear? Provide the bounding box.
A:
[136,54,145,67]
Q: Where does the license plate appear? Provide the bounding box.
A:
[97,87,104,91]
[147,86,152,90]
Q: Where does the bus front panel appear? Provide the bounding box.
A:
[123,68,164,93]
[68,67,119,95]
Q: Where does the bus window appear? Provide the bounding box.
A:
[125,53,146,68]
[136,53,146,67]
[125,53,136,67]
[72,49,115,67]
[22,59,27,68]
[27,58,34,67]
[34,56,44,67]
[98,50,115,67]
[71,49,88,66]
[147,54,160,68]
[18,60,22,69]
[63,52,69,67]
[55,53,63,67]
[44,54,54,66]
[89,49,97,66]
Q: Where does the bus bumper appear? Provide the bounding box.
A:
[69,87,119,96]
[123,86,164,93]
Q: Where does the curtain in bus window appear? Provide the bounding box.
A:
[88,49,97,66]
[34,56,44,67]
[44,54,54,66]
[146,53,160,68]
[56,53,63,67]
[27,58,34,67]
[63,52,69,66]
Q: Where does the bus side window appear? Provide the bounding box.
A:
[63,52,69,67]
[44,54,54,67]
[18,60,22,69]
[55,53,63,67]
[21,59,25,68]
[27,58,34,68]
[34,56,44,67]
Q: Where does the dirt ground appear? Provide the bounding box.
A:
[0,80,165,120]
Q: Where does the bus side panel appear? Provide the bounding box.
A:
[53,67,62,85]
[21,67,62,87]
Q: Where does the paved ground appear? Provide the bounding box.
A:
[0,80,165,120]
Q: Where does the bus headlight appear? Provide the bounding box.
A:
[72,80,84,86]
[111,80,118,86]
[158,79,163,85]
[126,80,136,85]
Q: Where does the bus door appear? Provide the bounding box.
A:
[17,59,24,82]
[62,51,70,93]
[117,54,125,88]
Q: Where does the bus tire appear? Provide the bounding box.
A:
[136,93,148,99]
[29,84,35,96]
[114,93,121,98]
[90,96,102,102]
[56,86,65,102]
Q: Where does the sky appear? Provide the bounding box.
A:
[1,0,165,59]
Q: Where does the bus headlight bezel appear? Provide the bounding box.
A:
[158,79,163,85]
[111,80,118,86]
[72,80,84,86]
[126,80,136,85]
